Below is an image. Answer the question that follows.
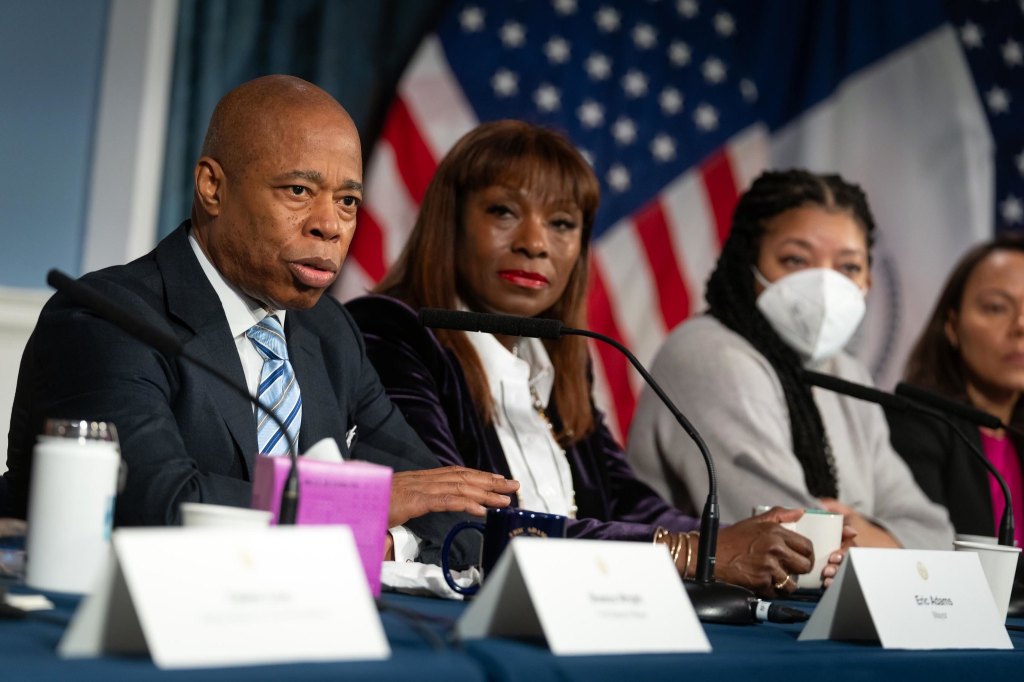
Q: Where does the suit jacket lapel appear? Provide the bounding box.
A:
[156,225,259,476]
[287,313,347,455]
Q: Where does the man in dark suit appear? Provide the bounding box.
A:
[3,75,517,565]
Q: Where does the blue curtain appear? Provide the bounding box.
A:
[158,0,448,238]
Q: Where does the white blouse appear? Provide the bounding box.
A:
[464,331,577,518]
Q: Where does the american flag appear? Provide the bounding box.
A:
[948,0,1024,231]
[335,0,1022,441]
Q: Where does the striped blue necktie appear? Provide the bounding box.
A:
[246,315,302,456]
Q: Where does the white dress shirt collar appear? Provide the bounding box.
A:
[464,328,574,518]
[187,230,284,334]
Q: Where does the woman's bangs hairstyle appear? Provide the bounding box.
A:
[904,232,1024,434]
[704,169,876,499]
[377,120,601,442]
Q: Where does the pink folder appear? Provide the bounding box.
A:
[251,456,392,596]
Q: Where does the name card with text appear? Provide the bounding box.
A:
[59,526,390,668]
[457,537,710,655]
[799,547,1011,649]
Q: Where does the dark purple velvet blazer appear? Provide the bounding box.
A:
[347,295,700,542]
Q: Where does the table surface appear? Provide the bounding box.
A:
[2,582,1022,681]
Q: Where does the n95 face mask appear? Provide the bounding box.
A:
[754,267,866,364]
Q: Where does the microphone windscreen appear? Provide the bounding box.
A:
[418,308,563,339]
[46,269,184,357]
[895,382,1003,430]
[800,369,909,412]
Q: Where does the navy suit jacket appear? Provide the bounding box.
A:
[4,224,476,566]
[347,295,700,542]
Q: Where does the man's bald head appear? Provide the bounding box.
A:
[199,75,357,178]
[191,75,364,309]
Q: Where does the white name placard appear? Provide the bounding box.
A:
[799,547,1011,649]
[59,526,390,668]
[457,537,710,655]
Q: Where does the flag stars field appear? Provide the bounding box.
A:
[650,134,677,162]
[607,164,630,192]
[596,6,621,32]
[622,70,649,98]
[677,0,699,20]
[553,0,577,16]
[986,86,1010,114]
[500,21,526,48]
[702,57,727,84]
[585,52,612,80]
[577,100,605,128]
[960,21,984,48]
[545,36,571,64]
[632,23,658,49]
[693,103,719,131]
[1003,39,1023,67]
[459,5,484,32]
[668,40,692,66]
[1001,196,1023,224]
[533,84,561,112]
[612,117,638,146]
[491,69,518,97]
[659,87,684,115]
[713,11,735,37]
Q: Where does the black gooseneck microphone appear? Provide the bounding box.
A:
[46,269,301,524]
[894,382,1005,430]
[802,369,1015,546]
[419,307,760,624]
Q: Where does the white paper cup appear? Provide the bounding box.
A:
[953,540,1021,621]
[180,503,272,528]
[780,510,844,590]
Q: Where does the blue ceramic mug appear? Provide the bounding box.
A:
[441,507,567,595]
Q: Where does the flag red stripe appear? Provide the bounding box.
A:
[349,209,387,281]
[632,199,690,330]
[586,260,636,438]
[700,149,740,247]
[380,97,437,204]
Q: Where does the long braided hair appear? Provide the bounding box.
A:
[705,169,876,498]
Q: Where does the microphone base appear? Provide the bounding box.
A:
[683,579,756,625]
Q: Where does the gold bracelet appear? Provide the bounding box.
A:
[677,532,690,577]
[683,531,698,578]
[652,526,670,545]
[670,532,684,564]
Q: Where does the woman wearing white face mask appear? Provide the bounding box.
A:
[626,169,953,552]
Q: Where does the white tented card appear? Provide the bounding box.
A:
[457,537,710,655]
[799,547,1011,649]
[59,526,390,668]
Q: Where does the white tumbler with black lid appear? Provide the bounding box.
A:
[25,419,121,593]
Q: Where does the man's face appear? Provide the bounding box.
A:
[195,106,363,310]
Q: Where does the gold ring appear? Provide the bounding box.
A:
[774,575,792,590]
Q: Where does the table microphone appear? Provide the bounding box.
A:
[419,308,758,624]
[897,380,1024,438]
[894,382,1005,431]
[45,269,301,524]
[802,369,1015,546]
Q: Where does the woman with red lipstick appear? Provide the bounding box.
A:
[348,121,826,597]
[888,233,1024,548]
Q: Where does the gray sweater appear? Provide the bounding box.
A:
[625,315,954,550]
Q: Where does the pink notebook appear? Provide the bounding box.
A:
[250,456,392,596]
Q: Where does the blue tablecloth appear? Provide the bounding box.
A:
[1,589,482,681]
[2,586,1022,680]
